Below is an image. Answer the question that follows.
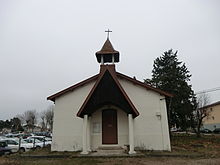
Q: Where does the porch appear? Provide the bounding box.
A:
[80,106,136,155]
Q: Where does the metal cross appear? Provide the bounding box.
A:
[105,29,112,38]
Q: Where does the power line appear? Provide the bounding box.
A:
[195,87,220,94]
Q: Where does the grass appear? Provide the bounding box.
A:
[0,134,220,165]
[0,158,103,165]
[171,133,220,158]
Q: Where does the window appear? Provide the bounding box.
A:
[7,140,18,145]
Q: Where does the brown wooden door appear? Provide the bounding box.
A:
[102,109,118,144]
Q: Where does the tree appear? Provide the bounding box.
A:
[0,120,4,131]
[45,106,54,132]
[40,111,47,131]
[0,119,12,131]
[0,117,23,133]
[20,110,38,132]
[192,93,212,137]
[145,49,195,130]
[11,117,24,132]
[40,105,54,132]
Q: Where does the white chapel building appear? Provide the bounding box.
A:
[47,36,172,154]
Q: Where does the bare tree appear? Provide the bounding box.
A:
[40,111,47,132]
[16,114,25,125]
[45,105,54,132]
[20,110,38,132]
[193,93,212,137]
[40,105,54,132]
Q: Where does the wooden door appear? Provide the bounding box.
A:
[102,109,118,144]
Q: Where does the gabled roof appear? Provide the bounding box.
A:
[47,65,173,102]
[47,74,99,102]
[116,72,173,97]
[76,65,139,118]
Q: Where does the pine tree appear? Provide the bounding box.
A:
[145,49,195,130]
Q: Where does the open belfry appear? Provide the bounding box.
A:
[47,30,171,154]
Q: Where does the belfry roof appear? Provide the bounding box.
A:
[96,38,119,55]
[95,38,119,63]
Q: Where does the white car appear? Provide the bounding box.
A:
[3,138,33,152]
[0,136,6,140]
[28,136,52,147]
[23,138,44,148]
[5,134,19,138]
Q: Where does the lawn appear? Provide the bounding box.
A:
[0,134,220,165]
[171,133,220,158]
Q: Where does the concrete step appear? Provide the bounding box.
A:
[92,150,126,156]
[98,146,124,150]
[91,146,126,156]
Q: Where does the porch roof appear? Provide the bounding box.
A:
[77,65,139,118]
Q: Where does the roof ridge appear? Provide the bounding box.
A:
[47,74,99,102]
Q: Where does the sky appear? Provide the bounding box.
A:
[0,0,220,120]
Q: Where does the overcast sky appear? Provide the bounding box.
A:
[0,0,220,120]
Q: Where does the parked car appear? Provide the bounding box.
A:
[0,136,6,140]
[23,138,44,148]
[3,138,33,153]
[33,132,52,137]
[5,133,20,138]
[200,128,212,134]
[171,127,178,132]
[27,136,52,147]
[45,137,52,142]
[213,128,220,134]
[0,141,12,156]
[14,139,34,152]
[19,133,34,139]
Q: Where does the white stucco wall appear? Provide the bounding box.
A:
[51,76,170,152]
[118,78,171,151]
[51,81,95,151]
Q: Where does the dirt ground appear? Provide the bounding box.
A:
[0,134,220,165]
[98,157,220,165]
[1,157,220,165]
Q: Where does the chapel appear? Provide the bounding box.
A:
[47,32,171,154]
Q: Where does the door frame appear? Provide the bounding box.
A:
[102,109,118,144]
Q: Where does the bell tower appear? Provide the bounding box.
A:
[95,29,120,65]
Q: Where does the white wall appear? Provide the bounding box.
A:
[119,78,171,151]
[51,77,171,152]
[51,81,95,151]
